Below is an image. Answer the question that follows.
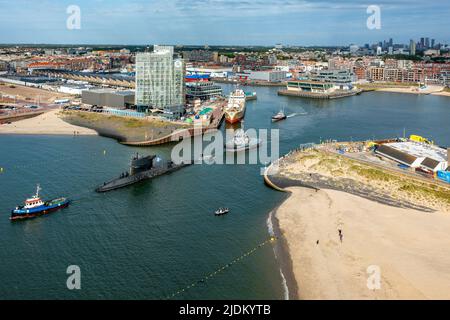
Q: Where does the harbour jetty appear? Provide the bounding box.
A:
[121,102,225,146]
[265,140,450,299]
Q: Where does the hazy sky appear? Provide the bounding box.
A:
[0,0,449,46]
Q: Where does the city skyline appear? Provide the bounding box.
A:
[0,0,449,46]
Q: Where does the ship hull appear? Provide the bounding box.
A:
[10,201,70,221]
[225,138,262,153]
[225,109,246,124]
[272,116,287,122]
[96,163,190,193]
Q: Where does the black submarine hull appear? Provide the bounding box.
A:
[95,163,190,193]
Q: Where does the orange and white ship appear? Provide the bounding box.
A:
[225,89,246,124]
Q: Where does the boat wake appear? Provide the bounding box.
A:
[286,112,307,118]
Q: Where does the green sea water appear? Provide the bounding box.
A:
[0,87,449,299]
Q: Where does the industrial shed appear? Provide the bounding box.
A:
[82,89,135,109]
[375,142,449,172]
[375,144,420,167]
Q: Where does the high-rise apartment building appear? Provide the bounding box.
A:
[135,45,185,109]
[410,40,416,55]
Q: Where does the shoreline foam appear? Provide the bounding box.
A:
[267,204,299,300]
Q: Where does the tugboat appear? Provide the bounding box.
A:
[10,185,70,221]
[215,208,230,216]
[272,109,287,122]
[225,129,262,153]
[96,153,190,193]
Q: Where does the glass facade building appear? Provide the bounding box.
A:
[186,82,223,101]
[135,45,185,109]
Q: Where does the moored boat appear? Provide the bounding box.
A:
[245,91,257,101]
[225,89,247,124]
[10,185,70,221]
[225,129,262,153]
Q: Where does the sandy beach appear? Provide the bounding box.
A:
[276,187,450,300]
[0,109,97,135]
[374,85,450,96]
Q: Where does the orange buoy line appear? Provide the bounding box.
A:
[166,236,278,300]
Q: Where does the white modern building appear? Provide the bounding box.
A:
[310,70,356,90]
[135,45,185,109]
[236,70,287,82]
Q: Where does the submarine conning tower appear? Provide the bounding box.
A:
[130,153,156,175]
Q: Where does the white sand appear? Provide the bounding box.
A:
[0,109,97,135]
[277,187,450,300]
[376,85,448,96]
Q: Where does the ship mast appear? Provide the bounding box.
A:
[35,184,41,198]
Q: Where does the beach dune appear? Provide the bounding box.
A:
[277,187,450,300]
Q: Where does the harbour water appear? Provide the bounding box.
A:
[0,86,449,299]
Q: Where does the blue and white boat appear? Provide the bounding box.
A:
[10,185,70,221]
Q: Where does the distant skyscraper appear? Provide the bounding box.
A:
[135,45,185,109]
[431,39,436,49]
[420,37,425,49]
[425,37,430,49]
[409,40,416,55]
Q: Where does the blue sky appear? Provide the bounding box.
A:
[0,0,449,46]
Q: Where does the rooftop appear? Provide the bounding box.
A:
[386,141,448,163]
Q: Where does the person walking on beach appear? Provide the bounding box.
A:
[338,229,343,243]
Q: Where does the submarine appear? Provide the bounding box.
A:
[96,153,190,193]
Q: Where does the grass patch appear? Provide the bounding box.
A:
[349,164,393,182]
[399,184,450,204]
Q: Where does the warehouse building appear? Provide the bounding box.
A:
[236,70,287,82]
[82,89,135,109]
[375,141,449,172]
